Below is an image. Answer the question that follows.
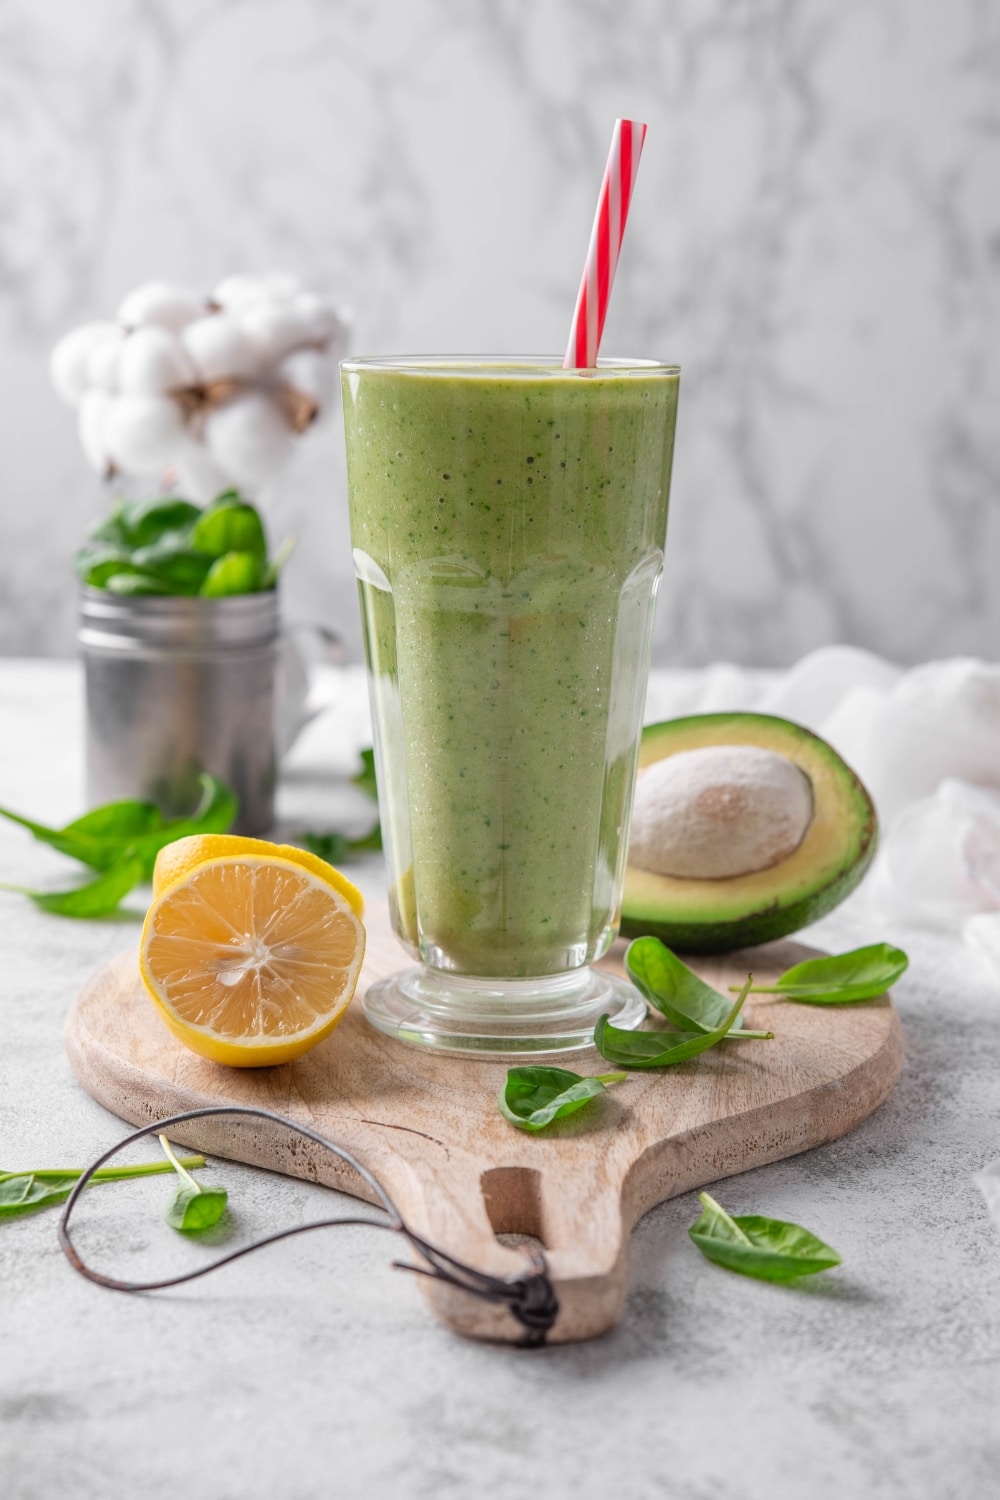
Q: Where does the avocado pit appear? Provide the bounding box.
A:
[629,744,814,880]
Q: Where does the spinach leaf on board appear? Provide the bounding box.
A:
[159,1135,228,1234]
[0,1155,206,1221]
[499,1066,627,1132]
[625,937,770,1037]
[688,1191,842,1283]
[595,976,759,1069]
[737,944,909,1005]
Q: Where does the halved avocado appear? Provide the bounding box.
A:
[620,712,877,952]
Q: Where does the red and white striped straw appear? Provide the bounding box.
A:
[563,118,647,370]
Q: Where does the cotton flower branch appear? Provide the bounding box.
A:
[50,274,349,499]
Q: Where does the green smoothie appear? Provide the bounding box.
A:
[341,358,679,978]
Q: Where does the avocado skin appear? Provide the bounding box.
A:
[620,712,878,953]
[619,825,877,952]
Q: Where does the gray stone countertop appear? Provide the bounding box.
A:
[2,660,998,1500]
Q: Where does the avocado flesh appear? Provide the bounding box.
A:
[620,712,877,953]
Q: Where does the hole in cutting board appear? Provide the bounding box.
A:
[480,1166,547,1249]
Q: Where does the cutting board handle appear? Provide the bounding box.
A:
[395,1156,629,1343]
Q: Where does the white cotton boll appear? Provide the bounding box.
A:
[204,392,293,487]
[181,313,260,382]
[278,347,335,409]
[77,390,115,473]
[104,394,186,473]
[211,275,271,313]
[86,326,127,393]
[173,439,233,504]
[50,322,119,407]
[240,300,312,363]
[290,291,348,349]
[118,326,198,396]
[117,281,204,333]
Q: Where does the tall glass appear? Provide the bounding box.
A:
[341,357,680,1055]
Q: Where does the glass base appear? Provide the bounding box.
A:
[361,964,647,1058]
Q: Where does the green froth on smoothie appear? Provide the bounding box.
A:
[343,362,679,977]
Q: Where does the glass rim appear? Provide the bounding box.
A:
[340,354,680,377]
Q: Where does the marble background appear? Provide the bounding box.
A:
[0,0,997,667]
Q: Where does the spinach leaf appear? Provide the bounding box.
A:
[164,1183,229,1232]
[130,539,214,593]
[353,748,378,801]
[0,775,234,875]
[0,774,237,917]
[304,824,383,865]
[200,551,264,597]
[0,797,160,869]
[63,799,165,849]
[499,1066,627,1132]
[159,1135,228,1234]
[24,850,147,917]
[191,502,267,560]
[595,976,758,1069]
[77,492,278,598]
[126,774,237,872]
[626,936,771,1036]
[77,549,142,589]
[740,943,909,1005]
[118,497,203,548]
[688,1191,841,1282]
[104,572,174,596]
[0,1154,205,1221]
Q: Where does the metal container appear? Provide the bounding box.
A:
[78,588,280,836]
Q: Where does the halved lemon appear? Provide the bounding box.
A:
[140,843,366,1067]
[151,833,364,915]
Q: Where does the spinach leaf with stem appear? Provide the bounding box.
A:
[261,535,296,588]
[499,1066,627,1132]
[159,1135,228,1233]
[731,943,909,1005]
[0,774,237,917]
[0,797,163,870]
[595,976,761,1069]
[626,937,771,1037]
[0,1154,206,1221]
[18,850,147,918]
[688,1191,842,1283]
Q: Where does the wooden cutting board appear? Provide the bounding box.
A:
[64,904,903,1344]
